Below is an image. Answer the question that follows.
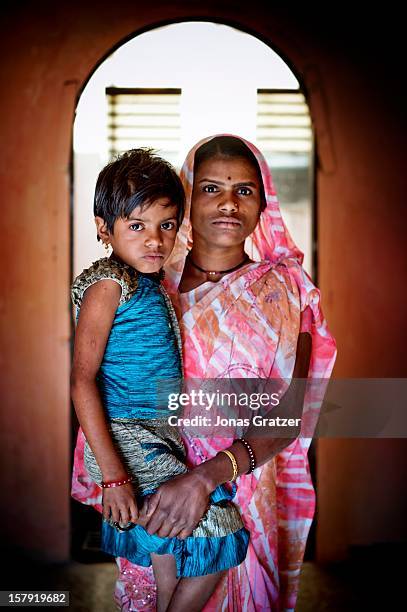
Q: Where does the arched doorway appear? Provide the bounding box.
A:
[71,19,317,563]
[73,21,314,279]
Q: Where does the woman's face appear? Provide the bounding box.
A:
[191,155,262,248]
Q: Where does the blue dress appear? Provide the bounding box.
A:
[72,257,249,577]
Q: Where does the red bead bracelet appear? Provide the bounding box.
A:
[101,476,133,489]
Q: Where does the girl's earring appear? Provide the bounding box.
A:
[104,241,111,253]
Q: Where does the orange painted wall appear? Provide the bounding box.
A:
[0,2,405,562]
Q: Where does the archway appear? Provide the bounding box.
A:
[73,21,315,278]
[71,19,317,564]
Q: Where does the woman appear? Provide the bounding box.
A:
[72,135,337,611]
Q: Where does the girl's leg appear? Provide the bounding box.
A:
[150,553,179,612]
[167,571,227,612]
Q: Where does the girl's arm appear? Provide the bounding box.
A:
[71,280,138,526]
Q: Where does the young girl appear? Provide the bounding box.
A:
[70,149,249,611]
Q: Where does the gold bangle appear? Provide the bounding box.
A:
[219,449,239,482]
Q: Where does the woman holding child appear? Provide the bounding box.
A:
[72,135,336,611]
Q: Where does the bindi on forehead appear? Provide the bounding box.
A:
[227,176,231,180]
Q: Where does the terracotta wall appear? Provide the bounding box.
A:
[0,2,405,562]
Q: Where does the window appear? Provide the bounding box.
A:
[106,87,181,167]
[257,89,312,204]
[257,90,313,273]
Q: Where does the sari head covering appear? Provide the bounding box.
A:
[165,134,304,291]
[165,133,335,388]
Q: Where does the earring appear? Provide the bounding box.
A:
[104,241,110,253]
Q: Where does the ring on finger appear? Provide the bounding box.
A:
[113,521,136,532]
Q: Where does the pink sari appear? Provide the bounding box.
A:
[71,135,336,611]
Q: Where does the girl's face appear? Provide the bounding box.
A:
[191,156,262,248]
[96,198,178,274]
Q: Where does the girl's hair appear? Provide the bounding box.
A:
[94,148,185,239]
[194,136,266,210]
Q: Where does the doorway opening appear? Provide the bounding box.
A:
[73,21,314,278]
[71,19,316,562]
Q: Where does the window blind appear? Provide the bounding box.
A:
[106,87,181,167]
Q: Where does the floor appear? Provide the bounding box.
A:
[0,551,402,611]
[1,504,402,611]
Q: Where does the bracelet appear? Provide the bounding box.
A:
[218,449,239,482]
[238,438,257,474]
[101,475,133,489]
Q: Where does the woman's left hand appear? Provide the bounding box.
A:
[139,470,212,539]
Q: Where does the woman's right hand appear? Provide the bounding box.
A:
[138,471,213,539]
[102,483,139,526]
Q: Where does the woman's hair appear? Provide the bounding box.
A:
[194,136,266,210]
[94,148,185,239]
